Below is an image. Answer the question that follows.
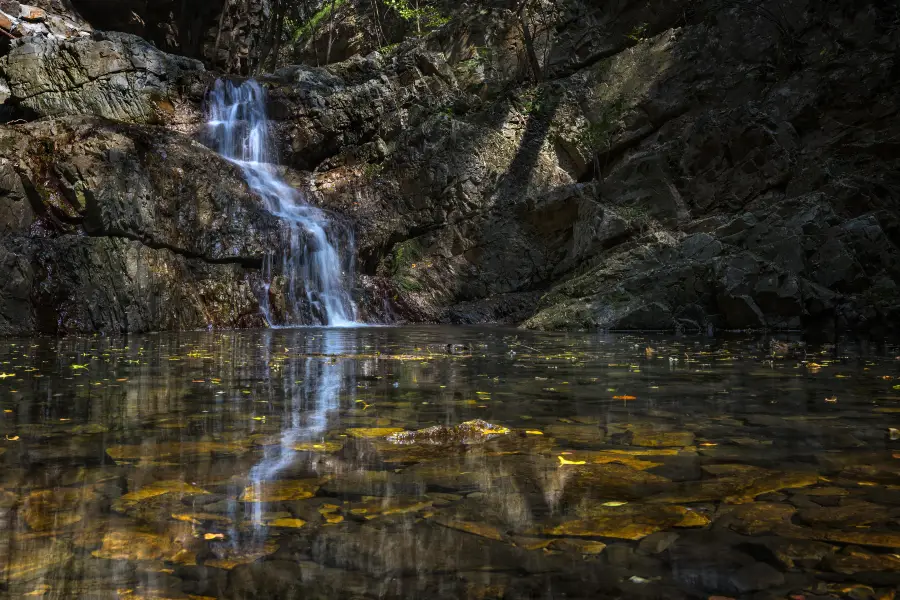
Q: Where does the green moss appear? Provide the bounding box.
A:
[389,239,425,293]
[292,0,348,42]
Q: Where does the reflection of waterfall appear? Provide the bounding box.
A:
[206,79,357,326]
[248,329,348,525]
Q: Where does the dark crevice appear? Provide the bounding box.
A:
[81,228,265,269]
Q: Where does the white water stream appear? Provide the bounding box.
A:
[207,79,357,327]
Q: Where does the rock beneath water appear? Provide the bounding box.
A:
[825,547,900,575]
[630,430,695,448]
[729,562,785,594]
[240,479,323,503]
[649,470,818,504]
[768,539,837,570]
[560,463,672,502]
[539,504,708,540]
[637,531,679,555]
[386,419,510,445]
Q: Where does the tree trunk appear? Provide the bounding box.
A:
[325,0,337,64]
[518,0,542,82]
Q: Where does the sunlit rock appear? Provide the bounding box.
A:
[386,419,510,445]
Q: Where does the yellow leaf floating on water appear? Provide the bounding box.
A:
[558,455,587,466]
[613,395,637,401]
[603,501,628,507]
[6,435,19,441]
[0,372,15,379]
[525,430,544,435]
[203,533,225,541]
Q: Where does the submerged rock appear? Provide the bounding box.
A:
[539,504,708,540]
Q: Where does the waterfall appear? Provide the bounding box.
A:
[206,79,358,327]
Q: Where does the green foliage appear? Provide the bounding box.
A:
[389,239,425,293]
[625,23,649,43]
[363,162,385,178]
[577,99,626,151]
[516,87,552,116]
[383,0,449,30]
[615,205,656,233]
[292,0,348,42]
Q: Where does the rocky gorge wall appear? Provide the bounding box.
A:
[0,0,898,335]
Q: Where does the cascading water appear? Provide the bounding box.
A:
[206,79,357,327]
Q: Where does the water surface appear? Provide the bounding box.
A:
[1,327,899,599]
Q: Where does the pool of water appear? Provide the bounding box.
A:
[0,327,898,599]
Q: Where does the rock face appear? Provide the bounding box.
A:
[260,0,900,333]
[0,117,281,334]
[1,0,900,334]
[0,31,207,123]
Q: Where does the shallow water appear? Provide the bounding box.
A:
[0,327,899,599]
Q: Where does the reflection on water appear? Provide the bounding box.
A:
[0,328,899,599]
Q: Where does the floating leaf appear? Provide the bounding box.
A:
[558,455,587,466]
